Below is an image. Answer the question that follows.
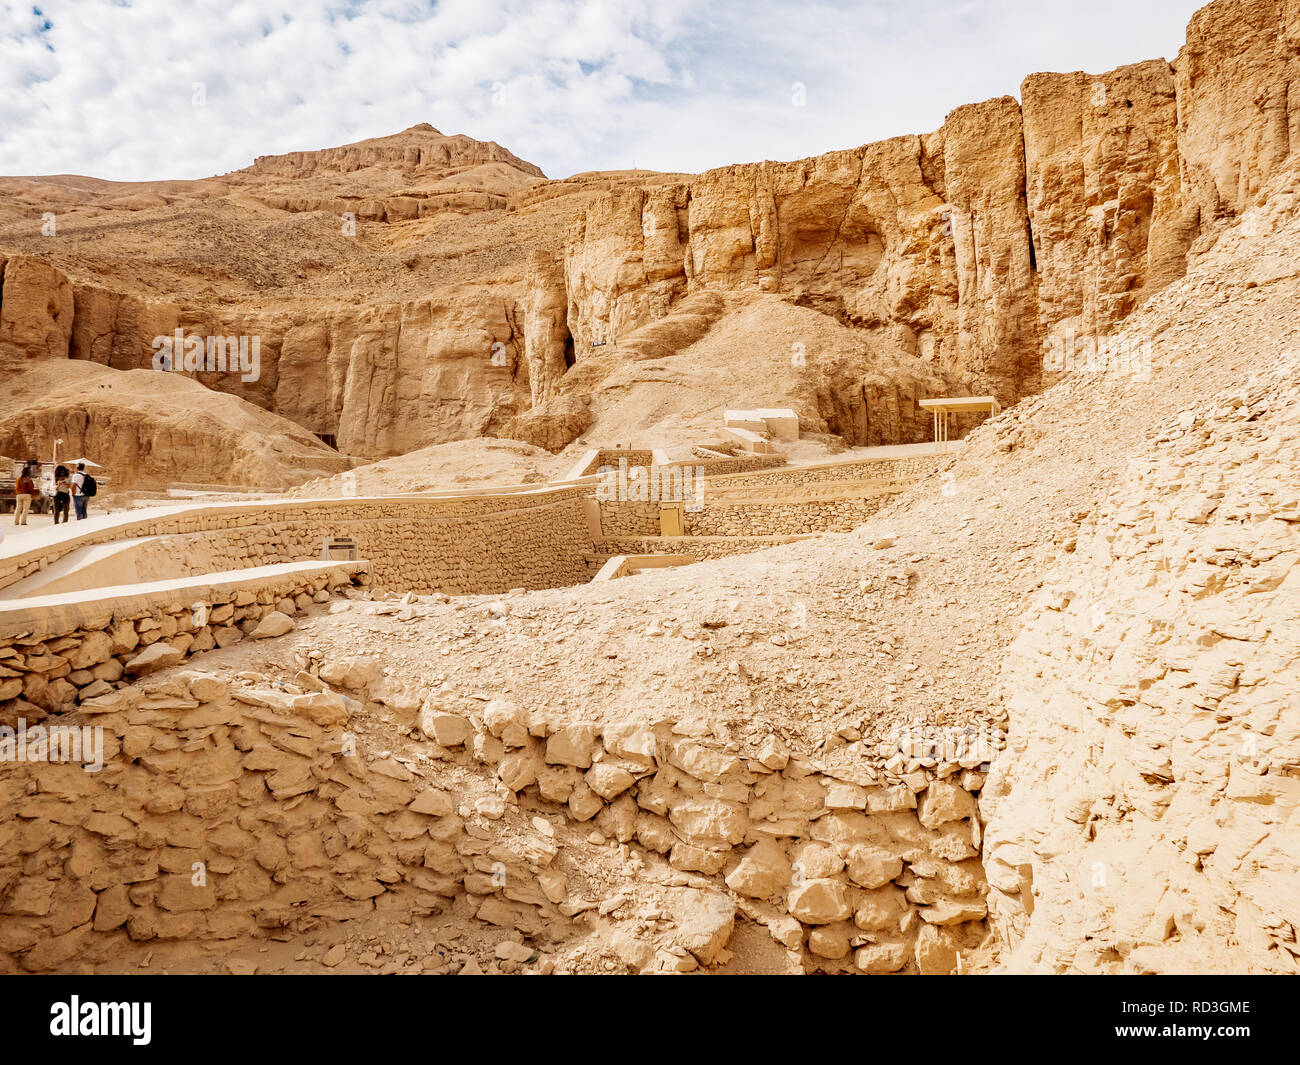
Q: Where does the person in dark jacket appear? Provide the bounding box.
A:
[52,465,71,525]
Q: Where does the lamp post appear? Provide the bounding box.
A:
[52,438,63,467]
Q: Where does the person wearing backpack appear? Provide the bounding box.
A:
[13,462,36,526]
[71,462,96,520]
[80,466,97,513]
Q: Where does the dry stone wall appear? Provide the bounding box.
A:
[596,454,931,539]
[576,449,658,476]
[687,454,787,476]
[685,495,895,537]
[0,488,596,598]
[596,500,663,539]
[415,700,993,974]
[704,454,943,490]
[0,563,368,726]
[596,535,810,562]
[0,657,992,975]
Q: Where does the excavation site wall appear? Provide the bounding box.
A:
[0,562,370,722]
[0,659,995,974]
[0,487,595,598]
[703,454,945,489]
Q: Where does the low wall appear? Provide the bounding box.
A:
[0,661,993,975]
[690,455,786,478]
[597,489,897,540]
[0,561,369,721]
[0,487,595,598]
[703,480,905,503]
[597,499,663,538]
[589,452,934,540]
[704,453,943,490]
[569,449,659,479]
[685,494,895,536]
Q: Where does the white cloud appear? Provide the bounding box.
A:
[0,0,1207,181]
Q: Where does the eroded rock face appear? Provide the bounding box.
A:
[548,0,1297,414]
[0,362,353,489]
[1175,0,1300,227]
[564,184,690,351]
[64,280,530,458]
[942,98,1040,398]
[523,251,571,406]
[0,254,74,361]
[1024,61,1195,348]
[686,138,956,352]
[1,0,1296,468]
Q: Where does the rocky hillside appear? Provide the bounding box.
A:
[1,0,1297,487]
[980,163,1300,973]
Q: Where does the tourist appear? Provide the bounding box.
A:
[52,465,71,525]
[13,462,35,526]
[71,462,91,520]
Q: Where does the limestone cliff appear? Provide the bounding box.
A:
[1,0,1297,481]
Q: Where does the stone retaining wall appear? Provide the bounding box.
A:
[0,488,594,598]
[685,495,894,536]
[599,491,898,539]
[690,455,786,478]
[575,449,658,477]
[0,562,369,724]
[596,499,663,538]
[705,454,943,489]
[597,535,810,561]
[0,658,992,975]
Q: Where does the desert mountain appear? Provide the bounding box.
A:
[1,0,1297,488]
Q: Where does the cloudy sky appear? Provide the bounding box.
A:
[1,0,1206,182]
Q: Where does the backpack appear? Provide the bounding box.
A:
[82,474,97,497]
